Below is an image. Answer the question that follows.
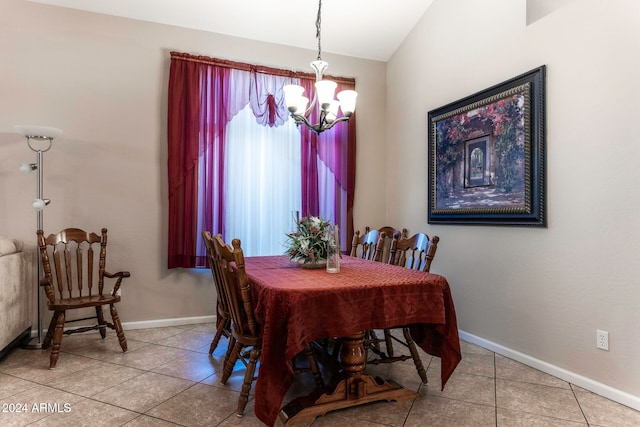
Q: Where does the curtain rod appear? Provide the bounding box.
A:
[170,51,356,85]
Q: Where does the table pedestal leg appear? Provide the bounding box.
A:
[279,331,417,425]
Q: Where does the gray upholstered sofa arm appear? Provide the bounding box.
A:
[0,237,32,358]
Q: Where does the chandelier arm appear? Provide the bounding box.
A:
[292,114,311,127]
[290,110,351,134]
[330,116,351,125]
[320,116,350,132]
[304,91,318,118]
[292,111,324,132]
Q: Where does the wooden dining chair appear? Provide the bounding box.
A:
[202,231,232,355]
[350,226,407,262]
[209,235,258,416]
[350,228,381,260]
[376,226,408,263]
[367,232,440,384]
[389,232,440,273]
[347,229,389,358]
[352,227,407,353]
[209,234,324,417]
[36,228,129,369]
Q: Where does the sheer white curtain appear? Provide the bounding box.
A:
[317,158,348,248]
[317,159,337,223]
[224,104,302,256]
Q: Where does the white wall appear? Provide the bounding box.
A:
[0,0,387,322]
[387,0,640,407]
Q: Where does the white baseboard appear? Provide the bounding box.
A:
[122,315,216,330]
[459,330,640,412]
[30,315,216,337]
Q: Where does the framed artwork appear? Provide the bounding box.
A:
[427,66,546,226]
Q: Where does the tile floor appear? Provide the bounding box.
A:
[1,323,639,426]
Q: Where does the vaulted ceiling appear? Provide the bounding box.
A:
[27,0,435,62]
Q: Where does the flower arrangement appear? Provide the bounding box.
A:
[285,216,331,265]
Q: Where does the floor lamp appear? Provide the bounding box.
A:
[16,125,63,349]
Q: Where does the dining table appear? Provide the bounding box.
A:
[244,255,462,426]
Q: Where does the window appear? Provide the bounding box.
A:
[223,104,301,256]
[167,52,356,268]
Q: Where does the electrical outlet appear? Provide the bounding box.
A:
[596,330,609,351]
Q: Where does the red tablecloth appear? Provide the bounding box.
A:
[246,255,461,426]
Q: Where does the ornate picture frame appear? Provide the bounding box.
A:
[428,66,546,226]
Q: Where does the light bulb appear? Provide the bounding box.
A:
[326,101,340,124]
[20,163,37,173]
[295,97,309,117]
[32,199,51,211]
[315,80,337,111]
[283,85,305,114]
[337,90,358,116]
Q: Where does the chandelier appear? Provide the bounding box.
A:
[283,0,357,134]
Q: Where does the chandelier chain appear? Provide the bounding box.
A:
[282,0,357,133]
[316,0,322,60]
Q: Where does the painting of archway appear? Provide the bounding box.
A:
[427,66,546,226]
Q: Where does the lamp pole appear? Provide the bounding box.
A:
[16,125,61,349]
